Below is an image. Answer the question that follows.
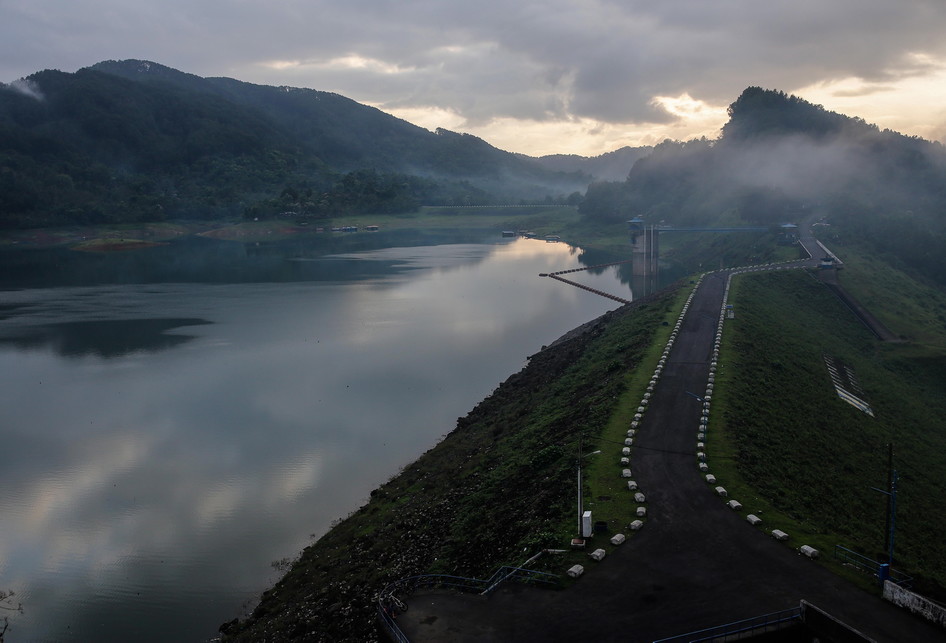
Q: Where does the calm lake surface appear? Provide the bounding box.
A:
[0,230,647,641]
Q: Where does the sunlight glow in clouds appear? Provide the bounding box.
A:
[3,0,946,157]
[793,59,946,144]
[384,94,731,157]
[262,55,413,75]
[387,70,946,157]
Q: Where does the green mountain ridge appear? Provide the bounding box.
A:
[0,59,588,228]
[4,70,946,289]
[86,60,540,178]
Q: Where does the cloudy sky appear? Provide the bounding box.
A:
[3,0,946,156]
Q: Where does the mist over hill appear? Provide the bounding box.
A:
[580,87,946,286]
[0,59,587,228]
[3,65,946,290]
[531,146,653,182]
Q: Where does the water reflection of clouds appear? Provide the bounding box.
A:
[493,238,582,260]
[340,240,597,347]
[3,359,331,636]
[2,411,328,596]
[1,432,156,597]
[0,238,630,641]
[22,434,152,535]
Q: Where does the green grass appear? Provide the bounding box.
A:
[538,282,697,577]
[0,207,584,248]
[819,241,946,348]
[199,208,581,243]
[708,268,946,597]
[582,283,694,528]
[223,286,681,641]
[222,215,946,639]
[357,205,581,236]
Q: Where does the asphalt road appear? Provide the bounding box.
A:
[396,260,943,642]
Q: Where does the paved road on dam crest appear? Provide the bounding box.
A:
[396,238,941,642]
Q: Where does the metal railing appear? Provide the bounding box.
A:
[377,566,561,642]
[834,545,913,587]
[652,606,802,643]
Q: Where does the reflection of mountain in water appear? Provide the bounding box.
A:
[0,318,211,358]
[0,229,502,289]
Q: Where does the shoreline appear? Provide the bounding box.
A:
[221,287,680,641]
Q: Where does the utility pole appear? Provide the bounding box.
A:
[577,434,583,538]
[888,471,899,566]
[871,443,898,566]
[575,435,600,539]
[883,443,893,559]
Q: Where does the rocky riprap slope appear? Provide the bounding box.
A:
[220,286,678,642]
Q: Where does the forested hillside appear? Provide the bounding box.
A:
[532,145,652,182]
[580,87,946,286]
[0,60,585,229]
[5,69,946,290]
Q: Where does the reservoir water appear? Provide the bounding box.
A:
[0,230,639,641]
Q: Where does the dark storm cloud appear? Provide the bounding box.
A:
[2,0,945,133]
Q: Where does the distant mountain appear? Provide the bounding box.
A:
[0,59,587,228]
[532,146,653,182]
[87,60,575,183]
[580,86,946,285]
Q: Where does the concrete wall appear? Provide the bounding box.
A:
[883,581,946,628]
[799,600,875,643]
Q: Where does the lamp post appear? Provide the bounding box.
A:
[871,444,898,567]
[871,471,899,566]
[576,434,601,538]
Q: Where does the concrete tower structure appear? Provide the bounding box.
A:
[628,218,659,278]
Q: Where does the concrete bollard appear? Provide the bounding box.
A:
[800,545,819,559]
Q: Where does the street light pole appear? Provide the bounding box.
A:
[889,471,898,565]
[883,443,893,558]
[872,472,899,565]
[577,435,583,537]
[576,434,601,539]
